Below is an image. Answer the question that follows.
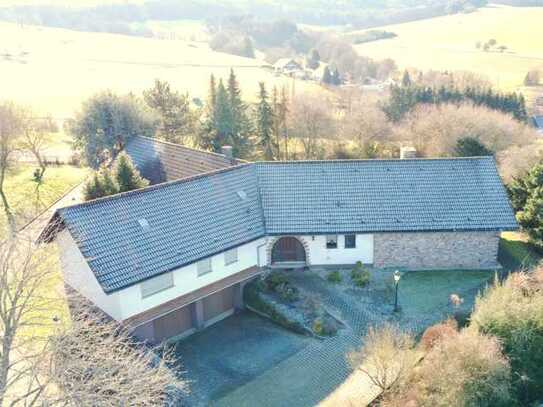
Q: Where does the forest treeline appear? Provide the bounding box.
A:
[0,0,489,36]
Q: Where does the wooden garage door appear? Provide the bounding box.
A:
[203,286,235,322]
[153,305,193,343]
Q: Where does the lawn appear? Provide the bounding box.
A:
[499,231,542,272]
[2,164,89,233]
[352,5,543,90]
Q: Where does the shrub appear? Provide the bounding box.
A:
[420,319,458,351]
[265,271,288,291]
[385,329,512,407]
[312,316,338,336]
[326,270,341,283]
[349,324,417,393]
[470,268,543,404]
[243,279,306,335]
[351,262,370,287]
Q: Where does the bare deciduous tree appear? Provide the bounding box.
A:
[42,305,187,406]
[348,324,417,394]
[0,103,25,233]
[0,232,60,406]
[21,113,56,183]
[288,95,336,160]
[0,232,187,406]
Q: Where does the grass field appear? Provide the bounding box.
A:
[2,164,89,232]
[0,21,322,118]
[352,5,543,91]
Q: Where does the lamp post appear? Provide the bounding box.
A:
[393,270,401,312]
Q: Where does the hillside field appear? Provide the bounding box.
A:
[0,22,321,118]
[353,5,543,91]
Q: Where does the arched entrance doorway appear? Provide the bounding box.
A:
[271,237,307,264]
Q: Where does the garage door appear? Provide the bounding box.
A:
[153,305,194,343]
[203,286,235,324]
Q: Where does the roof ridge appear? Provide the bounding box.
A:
[58,162,254,213]
[254,156,494,165]
[132,135,246,163]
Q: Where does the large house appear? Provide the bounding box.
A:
[43,155,517,344]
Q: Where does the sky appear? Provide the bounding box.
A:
[0,0,143,5]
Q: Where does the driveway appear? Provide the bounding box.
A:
[173,268,494,407]
[172,311,313,406]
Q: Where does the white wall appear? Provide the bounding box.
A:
[114,237,267,320]
[58,230,122,320]
[58,230,373,323]
[303,234,374,265]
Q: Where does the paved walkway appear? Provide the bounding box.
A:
[212,270,451,407]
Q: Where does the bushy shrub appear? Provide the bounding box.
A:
[420,319,458,351]
[349,324,417,393]
[264,271,299,302]
[312,316,338,336]
[265,271,288,290]
[470,268,543,404]
[326,270,342,283]
[351,262,370,287]
[385,329,513,407]
[243,279,306,335]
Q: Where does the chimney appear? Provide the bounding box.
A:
[221,145,233,161]
[400,146,417,159]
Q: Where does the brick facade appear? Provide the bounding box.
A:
[373,231,500,270]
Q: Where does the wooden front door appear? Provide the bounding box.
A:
[271,237,306,263]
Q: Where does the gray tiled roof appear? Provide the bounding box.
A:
[124,136,242,183]
[54,157,517,293]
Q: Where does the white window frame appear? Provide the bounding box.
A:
[224,247,238,266]
[326,235,338,249]
[140,272,174,299]
[197,258,213,276]
[345,234,356,249]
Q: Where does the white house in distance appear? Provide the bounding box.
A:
[42,147,517,344]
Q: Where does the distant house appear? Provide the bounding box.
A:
[273,58,303,75]
[43,156,516,344]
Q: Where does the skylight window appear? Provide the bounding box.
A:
[138,218,150,230]
[236,190,248,201]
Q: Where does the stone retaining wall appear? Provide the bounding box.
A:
[373,231,500,270]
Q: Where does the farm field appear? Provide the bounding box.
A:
[353,5,543,91]
[0,21,322,118]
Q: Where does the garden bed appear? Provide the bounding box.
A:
[243,271,344,338]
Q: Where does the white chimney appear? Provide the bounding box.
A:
[400,146,417,159]
[221,145,233,160]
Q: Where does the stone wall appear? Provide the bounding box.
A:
[373,231,500,270]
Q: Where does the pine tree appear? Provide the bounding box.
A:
[114,152,149,193]
[332,67,342,85]
[242,36,255,58]
[100,167,119,196]
[83,173,105,201]
[213,79,233,151]
[322,66,333,85]
[401,70,412,87]
[227,69,253,158]
[255,82,276,160]
[278,86,290,160]
[199,75,218,151]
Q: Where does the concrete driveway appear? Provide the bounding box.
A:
[172,311,313,406]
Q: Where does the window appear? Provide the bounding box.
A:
[326,235,338,249]
[140,272,173,298]
[345,234,356,249]
[224,248,238,265]
[197,258,213,276]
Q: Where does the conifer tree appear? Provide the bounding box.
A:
[114,152,149,193]
[83,173,105,201]
[255,82,276,160]
[401,70,412,87]
[227,69,253,158]
[322,66,333,85]
[100,167,119,196]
